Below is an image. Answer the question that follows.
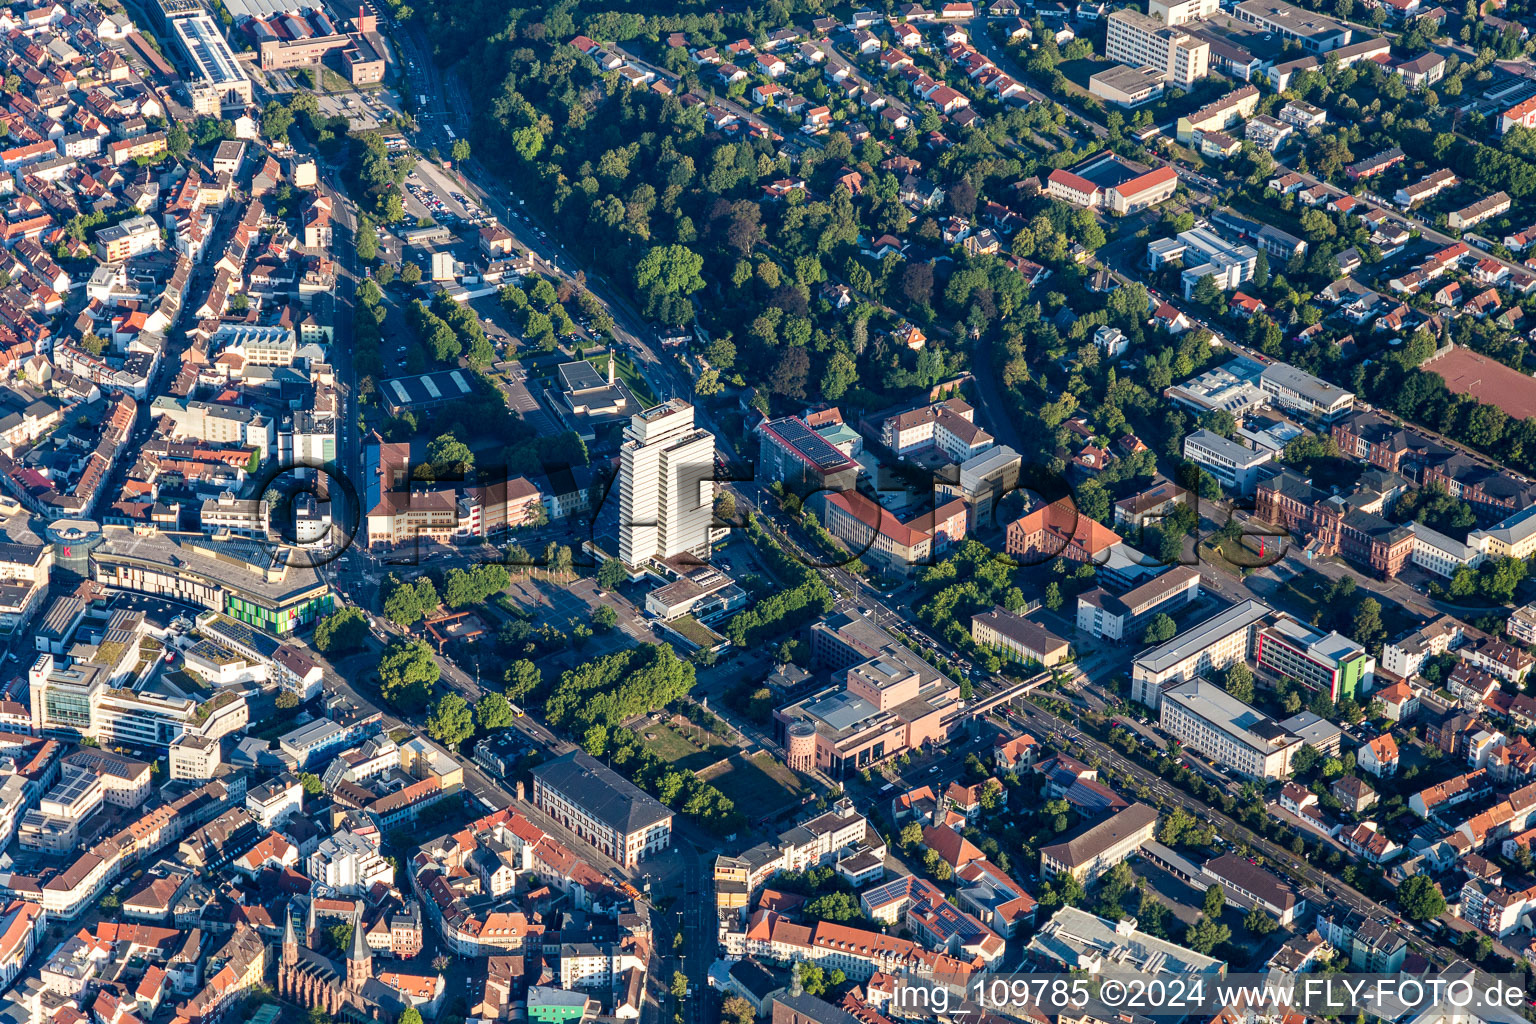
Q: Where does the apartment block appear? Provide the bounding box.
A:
[1106,8,1210,86]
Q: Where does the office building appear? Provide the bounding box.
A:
[823,493,967,574]
[1159,678,1301,779]
[1148,226,1258,299]
[1106,8,1210,86]
[1182,429,1274,496]
[1176,86,1262,143]
[1233,0,1352,51]
[531,751,673,868]
[757,416,860,497]
[1150,0,1221,23]
[1470,506,1536,562]
[171,12,254,109]
[716,798,881,897]
[971,607,1070,667]
[1038,804,1159,884]
[1258,363,1355,422]
[778,613,963,777]
[1088,64,1167,107]
[28,652,247,747]
[1029,906,1225,974]
[170,734,222,781]
[1201,854,1304,925]
[1255,614,1374,701]
[938,446,1021,522]
[618,400,716,567]
[199,492,270,539]
[1076,566,1201,640]
[1131,599,1270,707]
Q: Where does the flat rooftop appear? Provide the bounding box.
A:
[1135,599,1271,674]
[94,527,328,605]
[1163,678,1298,752]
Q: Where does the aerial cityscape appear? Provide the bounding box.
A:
[0,0,1530,1023]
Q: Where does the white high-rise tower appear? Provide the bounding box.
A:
[618,399,716,567]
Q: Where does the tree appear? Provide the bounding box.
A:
[476,692,516,731]
[593,604,619,631]
[398,1011,424,1024]
[1351,598,1384,650]
[421,433,473,479]
[1202,883,1226,918]
[275,690,301,710]
[400,262,422,284]
[328,924,353,953]
[450,139,471,163]
[262,101,294,142]
[899,821,924,848]
[671,972,689,1001]
[1398,874,1447,922]
[382,575,438,627]
[1191,274,1222,308]
[377,638,439,711]
[635,244,705,306]
[1224,662,1254,703]
[1142,613,1177,644]
[721,996,756,1024]
[715,490,736,522]
[804,891,864,923]
[597,559,629,591]
[427,693,474,747]
[769,347,810,399]
[166,121,191,160]
[1245,906,1278,935]
[298,772,323,796]
[504,659,542,701]
[81,333,108,357]
[1185,916,1230,955]
[314,607,367,654]
[821,350,858,400]
[1045,582,1062,612]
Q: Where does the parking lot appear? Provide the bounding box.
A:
[405,160,487,227]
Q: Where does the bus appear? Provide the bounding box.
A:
[444,126,456,140]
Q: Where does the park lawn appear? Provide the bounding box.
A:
[1055,58,1105,96]
[700,752,807,819]
[639,720,734,774]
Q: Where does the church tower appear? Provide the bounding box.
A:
[346,914,372,993]
[283,907,299,968]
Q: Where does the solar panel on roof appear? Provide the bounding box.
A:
[771,417,850,471]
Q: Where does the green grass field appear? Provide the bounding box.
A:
[700,752,807,817]
[640,721,734,773]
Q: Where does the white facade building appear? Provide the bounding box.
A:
[617,400,716,567]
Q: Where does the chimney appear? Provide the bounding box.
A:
[607,356,616,386]
[515,780,525,801]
